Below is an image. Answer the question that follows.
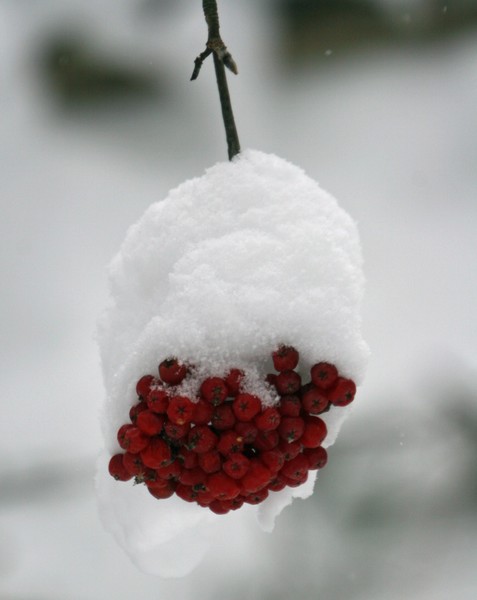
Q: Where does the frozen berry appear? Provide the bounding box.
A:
[278,417,305,443]
[167,396,195,425]
[301,386,329,415]
[208,472,241,501]
[328,377,356,406]
[278,439,302,461]
[310,362,338,390]
[243,488,269,504]
[217,430,244,456]
[225,369,244,396]
[140,437,172,469]
[304,446,328,470]
[211,404,236,430]
[272,345,299,372]
[122,426,149,454]
[254,429,280,451]
[254,407,281,431]
[235,421,258,444]
[198,450,222,474]
[223,453,250,479]
[260,449,285,473]
[146,388,169,414]
[232,393,262,422]
[240,460,272,494]
[129,401,148,424]
[191,398,214,425]
[117,424,133,450]
[163,420,190,441]
[159,358,187,385]
[156,459,182,481]
[301,416,327,448]
[148,482,176,499]
[178,447,198,469]
[136,410,164,436]
[188,425,218,454]
[108,454,133,481]
[280,454,309,482]
[200,377,229,405]
[178,467,208,489]
[136,374,157,399]
[279,394,301,417]
[275,370,302,395]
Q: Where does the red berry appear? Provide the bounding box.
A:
[191,398,214,425]
[117,424,133,450]
[278,417,305,443]
[240,460,272,494]
[254,407,281,431]
[136,374,157,399]
[268,474,288,492]
[225,369,244,396]
[208,472,241,501]
[283,470,309,487]
[140,437,172,468]
[179,467,208,489]
[122,451,144,476]
[260,449,285,473]
[198,450,222,474]
[136,410,164,436]
[301,416,327,448]
[156,459,183,481]
[304,446,328,470]
[223,453,250,479]
[200,377,229,405]
[217,430,244,456]
[196,489,215,506]
[328,377,356,407]
[148,481,176,499]
[129,401,148,424]
[175,484,199,503]
[232,393,262,422]
[278,439,302,461]
[122,426,150,454]
[280,454,309,482]
[275,370,302,395]
[163,419,190,441]
[310,362,338,390]
[211,404,236,430]
[159,358,187,385]
[278,394,301,417]
[108,454,133,481]
[272,345,299,372]
[243,488,269,505]
[187,425,218,454]
[167,396,195,425]
[209,500,231,514]
[146,388,169,414]
[301,385,329,415]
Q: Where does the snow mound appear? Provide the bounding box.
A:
[96,149,369,576]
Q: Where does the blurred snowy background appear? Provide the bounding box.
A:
[1,0,476,598]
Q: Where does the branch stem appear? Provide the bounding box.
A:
[192,0,241,161]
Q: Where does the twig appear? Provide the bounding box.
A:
[191,0,240,161]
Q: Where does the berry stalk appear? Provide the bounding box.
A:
[192,0,241,161]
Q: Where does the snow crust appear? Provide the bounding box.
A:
[96,149,368,576]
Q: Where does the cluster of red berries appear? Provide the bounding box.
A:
[108,346,356,515]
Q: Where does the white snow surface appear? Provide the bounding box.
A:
[96,149,368,577]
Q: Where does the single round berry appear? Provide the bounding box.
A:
[254,429,280,451]
[122,452,145,476]
[223,452,250,479]
[167,396,195,425]
[136,374,157,399]
[159,358,187,385]
[232,393,262,422]
[235,421,258,444]
[117,424,133,450]
[328,377,356,406]
[280,454,309,482]
[260,449,285,473]
[200,377,229,405]
[254,407,281,431]
[272,345,299,372]
[275,370,302,395]
[122,426,150,454]
[301,386,329,415]
[304,446,328,470]
[225,369,244,396]
[129,401,148,424]
[140,437,172,469]
[156,459,183,481]
[278,417,305,443]
[147,481,176,499]
[187,425,218,454]
[301,416,327,448]
[198,450,222,474]
[243,488,269,505]
[208,472,241,501]
[163,420,190,441]
[217,430,244,456]
[178,467,208,489]
[136,410,164,436]
[240,460,272,494]
[310,362,338,390]
[146,388,169,414]
[278,439,302,461]
[108,454,133,481]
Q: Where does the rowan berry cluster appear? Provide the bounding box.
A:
[108,346,356,514]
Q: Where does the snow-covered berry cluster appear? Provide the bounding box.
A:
[108,345,356,515]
